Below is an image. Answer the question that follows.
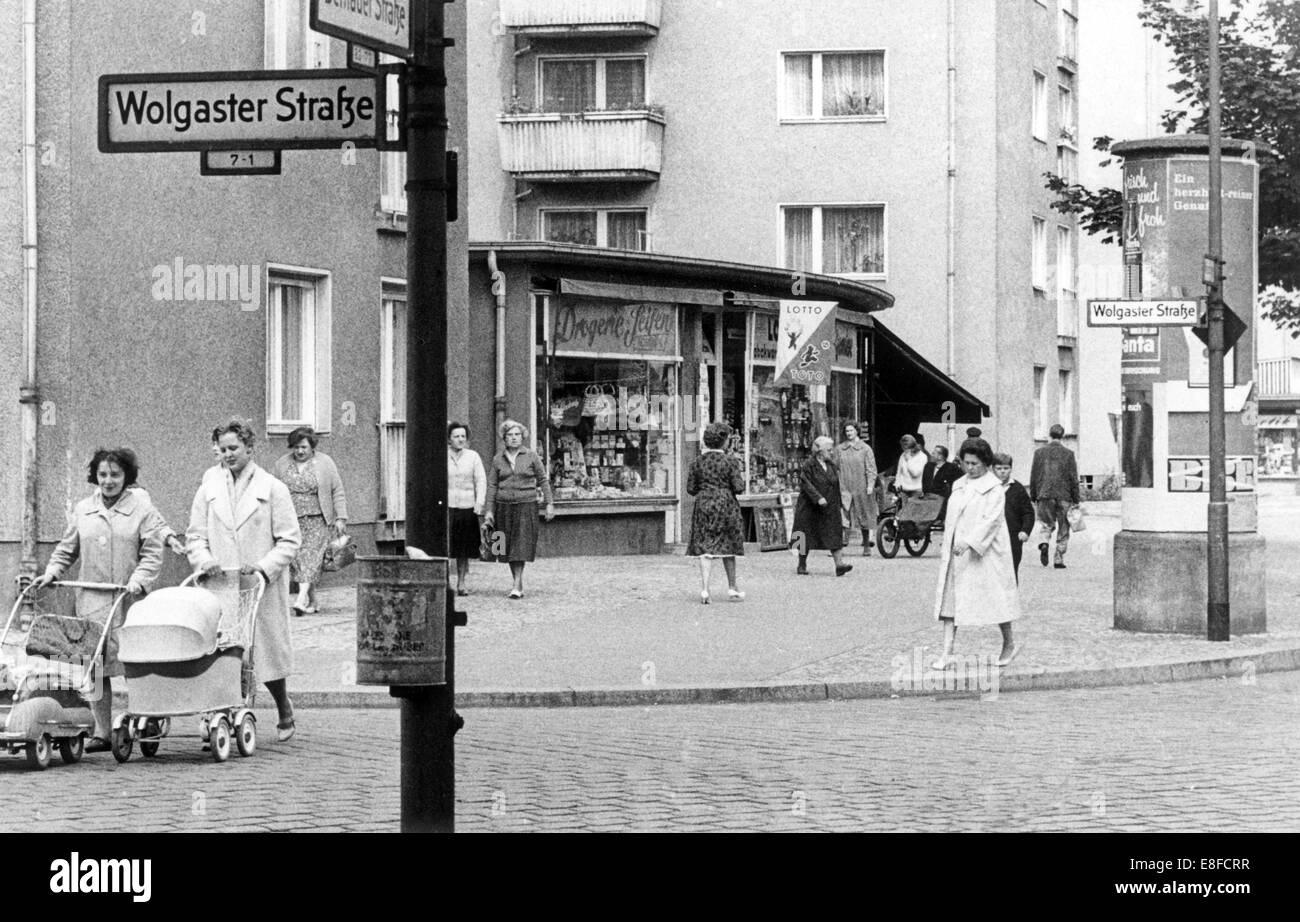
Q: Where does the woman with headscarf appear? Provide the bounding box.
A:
[837,422,879,556]
[685,422,746,604]
[791,436,853,577]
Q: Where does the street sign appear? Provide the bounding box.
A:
[199,149,282,175]
[347,42,378,73]
[311,0,411,58]
[1087,299,1200,327]
[1191,300,1248,351]
[98,70,379,153]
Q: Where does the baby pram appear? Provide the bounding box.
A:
[112,569,265,763]
[876,477,945,558]
[0,580,126,770]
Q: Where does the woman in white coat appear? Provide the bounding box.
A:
[187,419,302,741]
[931,437,1022,669]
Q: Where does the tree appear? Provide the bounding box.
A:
[1046,0,1300,329]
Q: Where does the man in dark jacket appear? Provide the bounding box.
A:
[993,452,1036,581]
[929,446,963,497]
[1029,424,1080,569]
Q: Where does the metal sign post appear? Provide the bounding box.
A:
[1206,0,1230,641]
[395,0,459,833]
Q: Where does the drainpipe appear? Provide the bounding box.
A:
[511,183,532,240]
[486,249,507,431]
[18,0,39,589]
[945,0,958,449]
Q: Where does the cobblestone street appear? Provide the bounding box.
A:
[3,671,1297,832]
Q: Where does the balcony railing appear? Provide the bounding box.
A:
[1058,9,1079,68]
[498,0,661,36]
[1258,357,1300,397]
[498,110,665,182]
[1057,293,1079,340]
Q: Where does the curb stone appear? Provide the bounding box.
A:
[273,645,1300,709]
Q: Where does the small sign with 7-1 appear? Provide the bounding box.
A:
[1087,299,1199,327]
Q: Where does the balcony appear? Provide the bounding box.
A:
[1058,9,1079,70]
[498,110,665,182]
[1057,294,1079,341]
[1258,357,1300,398]
[498,0,661,37]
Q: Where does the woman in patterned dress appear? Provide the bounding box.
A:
[685,422,746,604]
[272,427,348,615]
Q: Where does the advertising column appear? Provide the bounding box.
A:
[1111,136,1265,633]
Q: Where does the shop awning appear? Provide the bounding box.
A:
[1259,415,1298,429]
[558,278,723,306]
[869,319,989,422]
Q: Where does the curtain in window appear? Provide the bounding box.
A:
[606,211,646,250]
[604,59,646,110]
[822,207,884,274]
[544,211,598,246]
[822,53,884,116]
[783,54,813,117]
[542,59,596,112]
[279,285,304,420]
[385,297,407,421]
[784,207,813,270]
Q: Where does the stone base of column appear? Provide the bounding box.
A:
[1113,530,1267,633]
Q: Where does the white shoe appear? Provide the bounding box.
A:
[727,589,745,602]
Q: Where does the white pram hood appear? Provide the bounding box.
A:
[118,587,223,663]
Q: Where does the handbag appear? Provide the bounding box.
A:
[26,614,101,660]
[323,534,358,571]
[478,520,497,562]
[1066,504,1087,532]
[581,383,617,418]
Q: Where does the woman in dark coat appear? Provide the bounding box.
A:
[993,452,1036,581]
[791,436,853,576]
[685,422,746,604]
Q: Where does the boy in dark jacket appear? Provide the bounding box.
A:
[993,452,1035,581]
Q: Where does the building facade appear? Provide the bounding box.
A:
[468,0,1081,473]
[0,0,469,587]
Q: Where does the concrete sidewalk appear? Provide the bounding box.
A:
[277,491,1300,707]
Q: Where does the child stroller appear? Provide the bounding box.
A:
[112,569,265,763]
[876,478,945,558]
[0,580,126,770]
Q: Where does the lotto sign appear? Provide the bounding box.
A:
[98,70,379,152]
[1167,456,1256,493]
[775,301,838,386]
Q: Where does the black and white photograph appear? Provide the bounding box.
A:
[0,0,1295,890]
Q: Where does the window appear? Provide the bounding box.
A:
[783,205,885,277]
[1032,217,1048,290]
[381,287,407,424]
[1059,8,1079,62]
[1032,70,1048,140]
[781,51,886,120]
[541,209,648,250]
[1056,143,1078,184]
[1058,368,1074,434]
[1058,72,1076,144]
[267,269,331,433]
[1056,225,1075,300]
[538,296,681,502]
[380,64,406,214]
[1034,365,1048,439]
[539,56,646,112]
[265,0,331,69]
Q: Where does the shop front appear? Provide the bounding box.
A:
[468,243,987,557]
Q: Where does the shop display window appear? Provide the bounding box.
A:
[540,357,679,501]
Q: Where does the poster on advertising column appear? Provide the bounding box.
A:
[775,301,837,386]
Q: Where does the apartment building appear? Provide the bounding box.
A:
[0,0,469,583]
[468,0,1081,472]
